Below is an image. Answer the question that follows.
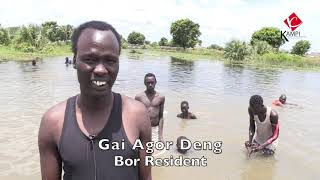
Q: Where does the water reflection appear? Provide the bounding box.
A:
[168,57,195,93]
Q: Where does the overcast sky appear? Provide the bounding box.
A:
[1,0,319,52]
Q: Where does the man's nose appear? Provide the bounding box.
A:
[93,64,108,76]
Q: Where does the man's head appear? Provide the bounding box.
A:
[279,94,287,104]
[180,101,189,114]
[71,21,121,97]
[249,95,266,115]
[176,136,190,154]
[144,73,157,92]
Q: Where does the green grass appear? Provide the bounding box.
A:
[0,45,72,61]
[245,52,320,70]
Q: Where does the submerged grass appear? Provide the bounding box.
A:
[123,48,224,61]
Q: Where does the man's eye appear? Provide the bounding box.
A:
[105,60,117,65]
[84,59,95,64]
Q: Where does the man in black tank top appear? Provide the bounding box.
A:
[38,21,152,180]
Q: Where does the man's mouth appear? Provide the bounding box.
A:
[91,80,107,87]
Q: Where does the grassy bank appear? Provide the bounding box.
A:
[246,52,320,70]
[1,45,319,70]
[0,44,72,61]
[123,47,320,70]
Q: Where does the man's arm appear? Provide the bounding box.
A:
[158,97,165,142]
[191,113,197,119]
[258,110,279,149]
[248,107,255,143]
[138,106,152,180]
[38,112,62,180]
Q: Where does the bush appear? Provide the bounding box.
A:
[0,28,10,45]
[224,40,250,61]
[252,40,274,55]
[207,44,224,51]
[291,40,311,56]
[258,52,304,66]
[14,43,36,52]
[121,42,128,49]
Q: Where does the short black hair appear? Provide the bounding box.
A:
[177,136,188,144]
[280,94,287,100]
[71,20,121,55]
[181,101,189,106]
[144,73,156,82]
[250,95,263,106]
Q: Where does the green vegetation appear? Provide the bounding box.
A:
[0,21,73,61]
[251,27,285,49]
[158,37,169,46]
[1,20,319,70]
[127,31,145,45]
[207,44,224,51]
[224,40,250,61]
[0,44,71,61]
[170,19,201,49]
[291,40,311,56]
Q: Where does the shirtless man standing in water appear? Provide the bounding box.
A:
[135,73,165,142]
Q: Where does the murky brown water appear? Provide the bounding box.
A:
[0,55,319,180]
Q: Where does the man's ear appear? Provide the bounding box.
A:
[73,55,76,69]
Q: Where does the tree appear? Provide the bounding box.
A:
[0,28,10,45]
[41,21,60,42]
[57,25,73,41]
[127,31,145,45]
[251,27,285,49]
[158,37,168,46]
[224,40,250,61]
[291,40,311,56]
[170,19,201,49]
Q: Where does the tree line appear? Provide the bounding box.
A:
[0,20,311,57]
[0,21,73,52]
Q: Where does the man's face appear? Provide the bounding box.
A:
[181,103,189,113]
[144,76,156,91]
[75,28,120,97]
[279,97,286,104]
[250,103,265,115]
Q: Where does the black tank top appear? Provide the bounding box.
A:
[59,93,139,180]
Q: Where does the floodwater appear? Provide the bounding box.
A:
[0,55,319,180]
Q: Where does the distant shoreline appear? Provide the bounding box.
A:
[1,45,319,70]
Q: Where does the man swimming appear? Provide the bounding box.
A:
[245,95,279,156]
[176,136,191,154]
[272,94,297,107]
[177,101,197,119]
[135,73,165,142]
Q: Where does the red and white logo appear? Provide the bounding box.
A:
[284,12,302,31]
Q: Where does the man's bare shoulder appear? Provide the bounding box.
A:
[123,95,148,116]
[155,92,165,100]
[40,99,68,142]
[135,91,147,100]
